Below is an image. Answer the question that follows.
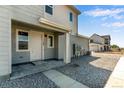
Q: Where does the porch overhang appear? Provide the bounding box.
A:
[39,18,71,33]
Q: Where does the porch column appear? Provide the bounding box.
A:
[64,32,71,64]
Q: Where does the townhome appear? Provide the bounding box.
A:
[0,5,89,79]
[89,33,111,52]
[101,35,111,51]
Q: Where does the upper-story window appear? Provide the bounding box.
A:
[69,12,73,22]
[45,5,53,15]
[90,39,93,43]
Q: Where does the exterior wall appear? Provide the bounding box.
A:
[58,34,89,59]
[90,44,99,52]
[70,35,89,57]
[43,5,78,35]
[102,36,111,46]
[11,5,44,27]
[90,34,104,44]
[12,23,59,64]
[90,44,104,52]
[0,6,12,76]
[0,5,78,77]
[12,25,30,64]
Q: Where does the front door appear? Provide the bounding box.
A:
[30,31,43,61]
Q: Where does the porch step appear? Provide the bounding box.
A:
[43,70,88,88]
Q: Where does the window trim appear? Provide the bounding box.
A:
[45,5,53,15]
[47,34,54,48]
[16,29,30,52]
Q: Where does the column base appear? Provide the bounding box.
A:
[0,74,10,81]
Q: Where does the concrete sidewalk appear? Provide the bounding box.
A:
[43,70,88,88]
[105,56,124,88]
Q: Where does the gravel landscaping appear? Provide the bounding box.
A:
[0,72,58,88]
[55,53,121,88]
[0,53,120,88]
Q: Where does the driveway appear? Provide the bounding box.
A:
[55,53,121,88]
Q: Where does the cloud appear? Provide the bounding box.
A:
[102,22,124,27]
[84,8,124,19]
[112,22,124,27]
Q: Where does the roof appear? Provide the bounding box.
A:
[77,34,89,39]
[101,35,111,40]
[91,33,111,40]
[67,5,81,15]
[90,33,104,39]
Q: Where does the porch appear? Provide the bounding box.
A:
[10,20,71,79]
[11,60,65,80]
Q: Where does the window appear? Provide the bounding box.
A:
[90,39,93,43]
[69,12,73,22]
[47,35,54,48]
[17,30,29,51]
[45,5,53,15]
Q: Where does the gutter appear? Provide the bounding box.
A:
[77,34,89,39]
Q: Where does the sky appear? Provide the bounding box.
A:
[75,5,124,48]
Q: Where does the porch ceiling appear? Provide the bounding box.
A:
[12,20,65,35]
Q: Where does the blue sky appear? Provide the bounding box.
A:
[75,5,124,48]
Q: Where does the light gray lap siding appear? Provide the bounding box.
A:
[11,25,30,64]
[70,35,89,57]
[12,23,59,64]
[0,6,12,76]
[11,5,44,27]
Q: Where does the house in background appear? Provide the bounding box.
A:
[101,35,111,51]
[0,5,89,79]
[89,33,111,52]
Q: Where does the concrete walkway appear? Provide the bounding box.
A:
[105,56,124,88]
[43,70,88,88]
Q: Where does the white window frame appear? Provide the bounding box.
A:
[47,34,54,48]
[45,5,53,15]
[16,29,30,52]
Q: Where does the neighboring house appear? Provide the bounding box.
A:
[89,33,111,52]
[101,35,111,51]
[0,5,89,79]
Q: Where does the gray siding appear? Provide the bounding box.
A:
[0,5,44,76]
[58,35,89,59]
[12,25,30,64]
[11,6,44,27]
[0,5,78,76]
[12,23,59,64]
[70,35,89,57]
[0,6,11,76]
